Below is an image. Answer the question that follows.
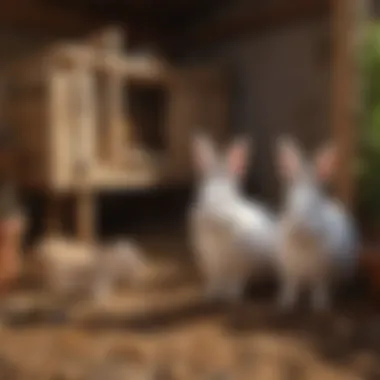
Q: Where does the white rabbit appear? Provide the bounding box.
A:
[275,137,359,311]
[35,236,147,302]
[189,133,277,301]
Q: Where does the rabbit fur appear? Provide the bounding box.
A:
[189,133,277,301]
[275,137,359,311]
[36,236,147,302]
[92,239,148,301]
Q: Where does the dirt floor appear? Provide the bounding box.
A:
[1,236,380,380]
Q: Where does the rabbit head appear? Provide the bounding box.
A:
[276,136,337,234]
[191,132,251,209]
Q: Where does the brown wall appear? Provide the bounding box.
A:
[0,29,59,63]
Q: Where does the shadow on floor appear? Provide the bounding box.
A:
[224,272,380,370]
[5,268,380,375]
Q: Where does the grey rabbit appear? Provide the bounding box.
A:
[275,137,359,311]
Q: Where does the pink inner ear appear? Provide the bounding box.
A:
[226,141,248,178]
[192,136,214,173]
[278,142,301,180]
[315,146,336,182]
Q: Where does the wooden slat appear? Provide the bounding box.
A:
[166,67,228,182]
[0,0,102,37]
[72,65,96,183]
[90,28,127,166]
[173,0,330,49]
[106,71,126,166]
[48,68,72,190]
[69,64,96,243]
[0,1,169,49]
[331,0,363,206]
[3,40,172,85]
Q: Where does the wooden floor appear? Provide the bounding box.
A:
[1,236,380,380]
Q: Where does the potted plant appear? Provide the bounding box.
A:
[356,21,380,292]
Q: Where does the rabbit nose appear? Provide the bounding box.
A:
[293,218,323,238]
[304,218,317,232]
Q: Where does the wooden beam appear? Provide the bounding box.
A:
[39,0,175,48]
[0,0,168,48]
[172,0,330,50]
[331,0,365,207]
[0,0,103,37]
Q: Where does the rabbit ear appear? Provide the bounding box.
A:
[276,136,303,181]
[192,132,217,174]
[314,142,336,183]
[225,137,251,179]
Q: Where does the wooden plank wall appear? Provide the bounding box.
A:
[331,0,367,207]
[184,16,331,206]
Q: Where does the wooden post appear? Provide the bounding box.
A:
[45,193,62,237]
[106,67,126,166]
[45,66,68,238]
[73,66,96,179]
[48,68,72,190]
[73,28,126,242]
[105,31,127,167]
[76,189,95,243]
[73,64,96,243]
[90,27,127,166]
[331,0,363,207]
